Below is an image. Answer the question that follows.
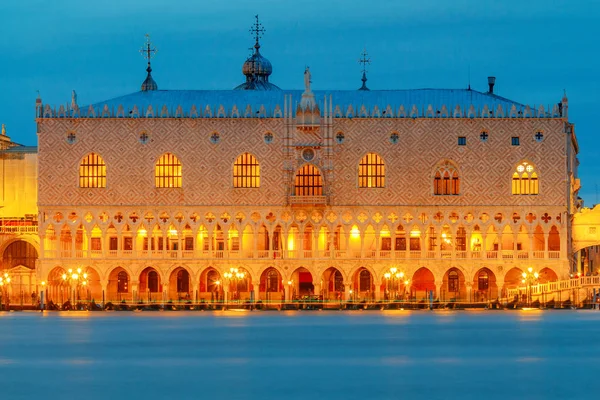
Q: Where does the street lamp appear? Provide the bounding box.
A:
[287,280,293,302]
[521,267,539,307]
[223,267,246,302]
[0,273,11,311]
[61,268,89,309]
[383,267,407,301]
[214,280,221,302]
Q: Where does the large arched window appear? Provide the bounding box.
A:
[233,153,260,188]
[433,162,459,195]
[512,161,538,195]
[155,153,182,188]
[358,153,385,188]
[3,240,38,269]
[294,164,323,196]
[79,153,106,188]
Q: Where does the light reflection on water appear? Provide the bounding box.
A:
[0,310,598,400]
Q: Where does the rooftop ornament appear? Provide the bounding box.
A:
[140,34,158,92]
[358,48,371,91]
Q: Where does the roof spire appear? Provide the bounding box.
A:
[358,48,371,91]
[250,14,265,51]
[140,34,158,92]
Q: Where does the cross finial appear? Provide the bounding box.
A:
[359,48,371,75]
[358,48,371,91]
[250,14,265,49]
[140,33,157,63]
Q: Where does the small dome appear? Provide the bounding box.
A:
[141,64,157,92]
[242,50,273,77]
[234,44,280,91]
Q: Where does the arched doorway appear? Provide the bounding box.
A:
[411,267,435,300]
[199,267,221,302]
[352,267,374,301]
[538,267,558,283]
[259,267,283,303]
[441,268,466,301]
[107,267,131,302]
[168,267,191,301]
[139,267,161,302]
[2,240,39,305]
[472,268,498,302]
[504,267,524,302]
[321,267,344,301]
[289,267,313,299]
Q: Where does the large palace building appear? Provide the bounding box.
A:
[1,19,582,306]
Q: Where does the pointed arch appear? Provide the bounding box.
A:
[294,164,323,196]
[79,152,106,188]
[358,152,385,188]
[233,152,260,188]
[512,160,538,195]
[433,160,459,195]
[155,152,182,188]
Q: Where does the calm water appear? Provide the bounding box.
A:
[0,310,597,400]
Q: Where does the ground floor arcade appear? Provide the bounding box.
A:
[38,259,567,305]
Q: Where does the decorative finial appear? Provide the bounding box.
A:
[139,34,158,91]
[1,124,5,136]
[304,66,312,93]
[71,90,78,109]
[358,48,371,91]
[250,14,265,50]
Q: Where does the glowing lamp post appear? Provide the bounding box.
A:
[62,268,89,309]
[521,267,539,307]
[384,267,406,301]
[0,273,11,310]
[223,267,246,302]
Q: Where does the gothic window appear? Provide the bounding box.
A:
[294,164,323,196]
[457,137,466,146]
[79,153,106,188]
[117,271,128,293]
[139,131,149,144]
[511,137,520,146]
[264,132,273,144]
[155,153,182,188]
[148,270,159,293]
[233,153,260,188]
[478,271,489,290]
[389,132,399,144]
[480,131,489,142]
[358,153,385,188]
[210,132,220,144]
[448,270,459,293]
[359,269,371,292]
[433,162,459,195]
[512,161,538,195]
[336,132,345,144]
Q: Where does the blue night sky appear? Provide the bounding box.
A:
[0,0,598,202]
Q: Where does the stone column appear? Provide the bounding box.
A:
[544,232,549,259]
[312,281,321,296]
[435,280,444,302]
[344,281,352,301]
